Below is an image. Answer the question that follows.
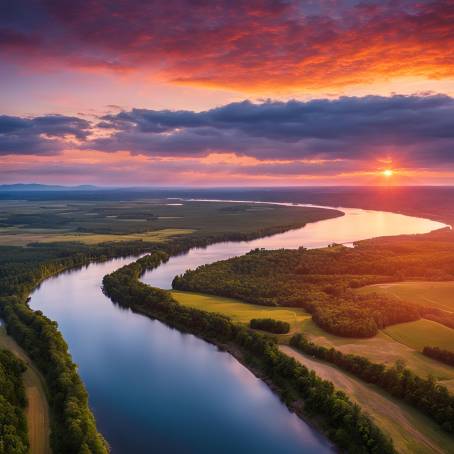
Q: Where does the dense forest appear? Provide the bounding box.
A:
[173,233,454,337]
[250,318,290,334]
[103,253,394,453]
[0,349,28,454]
[290,334,454,433]
[423,346,454,367]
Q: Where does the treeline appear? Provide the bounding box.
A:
[250,318,290,334]
[0,302,109,453]
[103,253,395,453]
[290,334,454,433]
[0,349,28,454]
[423,346,454,367]
[173,241,454,337]
[172,248,420,337]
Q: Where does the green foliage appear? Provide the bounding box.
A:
[0,349,28,454]
[250,318,290,334]
[290,334,454,434]
[0,303,108,453]
[423,346,454,367]
[172,248,422,337]
[103,253,395,453]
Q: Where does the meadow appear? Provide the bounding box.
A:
[383,319,454,351]
[300,318,454,391]
[0,199,340,245]
[171,290,310,333]
[281,345,454,454]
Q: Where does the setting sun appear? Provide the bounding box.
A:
[383,169,394,177]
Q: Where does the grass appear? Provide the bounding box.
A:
[282,345,454,454]
[0,199,340,245]
[0,323,51,454]
[0,228,194,246]
[383,319,454,351]
[358,281,454,313]
[171,290,310,333]
[300,319,454,391]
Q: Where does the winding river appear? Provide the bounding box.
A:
[29,201,446,453]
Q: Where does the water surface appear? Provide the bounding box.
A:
[29,201,446,453]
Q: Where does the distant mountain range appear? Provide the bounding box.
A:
[0,183,100,191]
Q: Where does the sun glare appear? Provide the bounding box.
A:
[383,169,394,177]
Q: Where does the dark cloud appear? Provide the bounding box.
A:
[1,1,453,90]
[2,95,454,170]
[0,114,91,155]
[92,95,454,164]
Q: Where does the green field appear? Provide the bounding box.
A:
[384,319,454,351]
[301,319,454,391]
[0,228,193,246]
[282,345,454,454]
[359,281,454,313]
[0,199,340,246]
[171,291,310,332]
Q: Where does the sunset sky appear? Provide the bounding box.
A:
[1,0,454,186]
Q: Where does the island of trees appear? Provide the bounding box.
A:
[250,318,290,333]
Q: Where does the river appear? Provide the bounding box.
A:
[29,201,446,453]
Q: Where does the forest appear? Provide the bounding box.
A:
[423,346,454,367]
[173,232,454,337]
[290,334,454,433]
[0,349,28,454]
[103,252,394,453]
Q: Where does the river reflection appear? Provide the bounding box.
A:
[142,201,446,289]
[29,201,446,453]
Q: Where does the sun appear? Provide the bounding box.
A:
[383,169,394,177]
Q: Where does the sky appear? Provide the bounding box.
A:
[1,0,454,186]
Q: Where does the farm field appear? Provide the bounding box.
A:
[171,290,310,332]
[0,322,51,454]
[0,199,340,245]
[300,319,454,391]
[358,281,454,313]
[0,228,193,246]
[281,345,454,454]
[383,319,454,351]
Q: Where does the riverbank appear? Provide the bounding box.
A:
[20,200,446,452]
[281,345,452,454]
[0,322,51,454]
[103,253,395,453]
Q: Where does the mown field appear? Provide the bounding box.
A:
[383,319,454,351]
[282,346,454,454]
[171,290,310,333]
[300,319,454,391]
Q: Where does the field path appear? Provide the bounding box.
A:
[0,325,51,454]
[281,345,454,454]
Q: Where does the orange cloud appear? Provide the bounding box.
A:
[2,1,454,93]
